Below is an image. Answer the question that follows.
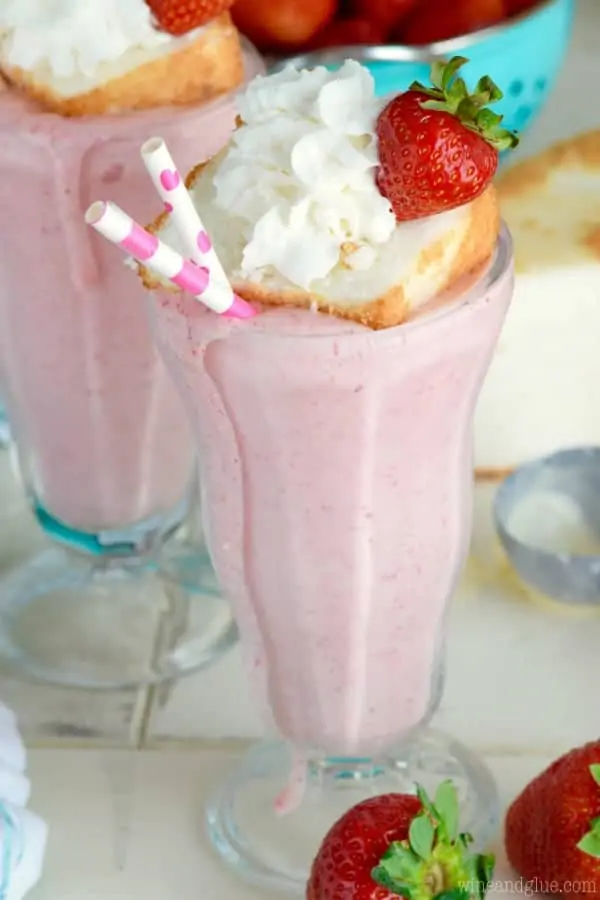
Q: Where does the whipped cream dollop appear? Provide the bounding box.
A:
[0,0,172,80]
[210,61,397,291]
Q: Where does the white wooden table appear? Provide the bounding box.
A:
[1,3,598,896]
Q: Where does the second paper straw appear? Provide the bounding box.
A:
[85,200,254,319]
[141,137,228,280]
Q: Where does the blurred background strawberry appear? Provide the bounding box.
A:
[349,0,419,37]
[231,0,337,51]
[309,18,385,49]
[399,0,506,44]
[230,0,540,54]
[504,0,536,12]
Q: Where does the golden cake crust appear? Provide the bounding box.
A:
[218,185,499,330]
[140,152,500,331]
[1,13,243,116]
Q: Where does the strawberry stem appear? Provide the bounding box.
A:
[577,765,600,858]
[409,57,519,153]
[371,781,495,900]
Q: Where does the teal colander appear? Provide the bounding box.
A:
[269,0,575,139]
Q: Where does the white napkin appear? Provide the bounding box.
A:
[0,704,47,900]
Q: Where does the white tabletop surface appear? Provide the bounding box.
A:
[1,3,599,897]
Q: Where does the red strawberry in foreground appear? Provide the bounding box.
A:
[146,0,234,36]
[375,56,518,222]
[307,782,495,900]
[505,742,600,898]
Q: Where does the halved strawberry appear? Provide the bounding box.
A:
[146,0,234,36]
[376,56,518,221]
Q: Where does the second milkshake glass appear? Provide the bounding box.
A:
[148,227,515,890]
[0,45,263,689]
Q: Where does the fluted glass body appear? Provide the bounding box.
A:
[0,52,263,536]
[150,229,513,757]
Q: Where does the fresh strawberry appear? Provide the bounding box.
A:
[506,742,600,898]
[504,0,537,15]
[375,56,518,221]
[146,0,234,35]
[349,0,419,38]
[309,17,385,48]
[399,0,506,45]
[307,782,495,900]
[231,0,337,52]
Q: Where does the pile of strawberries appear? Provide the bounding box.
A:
[147,0,541,51]
[231,0,541,55]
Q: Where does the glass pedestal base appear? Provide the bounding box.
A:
[206,732,498,894]
[0,547,236,689]
[157,533,222,596]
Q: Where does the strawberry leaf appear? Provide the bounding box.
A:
[371,865,414,897]
[420,100,453,113]
[441,56,468,91]
[457,98,480,124]
[431,61,446,91]
[373,782,496,900]
[377,842,421,880]
[476,109,503,129]
[409,813,434,860]
[410,55,519,153]
[448,77,469,107]
[434,780,459,841]
[577,831,600,859]
[415,784,439,822]
[589,763,600,786]
[477,853,495,896]
[475,76,503,104]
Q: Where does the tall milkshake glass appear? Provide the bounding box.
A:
[0,41,263,689]
[146,225,514,890]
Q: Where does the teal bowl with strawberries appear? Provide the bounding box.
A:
[270,0,574,140]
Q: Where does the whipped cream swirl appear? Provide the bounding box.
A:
[211,61,396,291]
[0,0,172,80]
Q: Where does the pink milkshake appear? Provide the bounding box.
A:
[126,57,516,885]
[0,2,263,691]
[0,3,264,534]
[153,245,513,756]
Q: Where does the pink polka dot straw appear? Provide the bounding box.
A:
[140,137,233,283]
[84,201,255,320]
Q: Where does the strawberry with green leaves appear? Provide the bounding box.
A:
[505,742,600,898]
[307,781,495,900]
[376,56,518,222]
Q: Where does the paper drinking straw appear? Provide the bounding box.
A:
[141,137,229,277]
[85,201,255,320]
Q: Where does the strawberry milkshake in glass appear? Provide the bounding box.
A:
[134,60,513,890]
[0,1,264,689]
